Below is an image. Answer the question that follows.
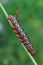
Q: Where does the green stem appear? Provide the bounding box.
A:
[0,3,12,26]
[0,2,38,65]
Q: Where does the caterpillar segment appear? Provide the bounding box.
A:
[8,15,36,56]
[17,35,21,38]
[12,25,16,30]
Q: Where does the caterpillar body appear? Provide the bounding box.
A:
[8,15,36,56]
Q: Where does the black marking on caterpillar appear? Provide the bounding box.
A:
[8,15,36,56]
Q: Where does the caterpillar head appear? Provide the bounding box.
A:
[8,15,13,20]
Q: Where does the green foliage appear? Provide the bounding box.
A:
[0,0,43,65]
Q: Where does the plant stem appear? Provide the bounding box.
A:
[0,2,38,65]
[0,3,12,26]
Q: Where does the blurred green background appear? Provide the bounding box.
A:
[0,0,43,65]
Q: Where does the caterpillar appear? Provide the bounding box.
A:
[8,12,36,56]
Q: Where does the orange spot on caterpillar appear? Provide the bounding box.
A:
[20,39,23,42]
[12,25,16,30]
[17,35,21,38]
[15,31,18,34]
